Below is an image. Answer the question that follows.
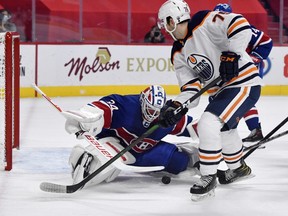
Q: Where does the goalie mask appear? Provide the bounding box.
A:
[213,3,232,13]
[140,85,166,128]
[157,0,191,40]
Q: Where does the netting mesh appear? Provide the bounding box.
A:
[0,33,6,170]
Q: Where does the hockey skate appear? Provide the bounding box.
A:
[217,161,253,184]
[190,174,217,201]
[242,128,264,142]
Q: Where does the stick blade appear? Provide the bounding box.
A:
[40,182,68,193]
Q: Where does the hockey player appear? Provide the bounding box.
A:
[214,3,273,142]
[64,85,199,187]
[157,0,262,200]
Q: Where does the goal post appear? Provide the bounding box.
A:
[0,32,20,171]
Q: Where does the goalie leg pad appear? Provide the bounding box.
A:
[98,137,136,164]
[186,120,199,141]
[72,152,94,184]
[69,144,121,187]
[69,144,88,175]
[69,137,137,187]
[69,144,100,184]
[69,145,95,184]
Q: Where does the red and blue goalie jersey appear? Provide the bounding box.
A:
[90,94,193,155]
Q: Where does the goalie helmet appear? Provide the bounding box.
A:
[157,0,190,40]
[140,85,166,128]
[213,3,232,13]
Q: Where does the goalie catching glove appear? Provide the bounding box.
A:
[159,100,188,128]
[219,51,240,82]
[64,103,105,138]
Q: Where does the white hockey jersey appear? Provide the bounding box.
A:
[171,10,263,108]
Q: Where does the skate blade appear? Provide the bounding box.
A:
[190,188,215,202]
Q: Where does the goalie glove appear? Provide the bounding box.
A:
[249,51,263,66]
[219,51,240,82]
[64,104,105,139]
[159,100,188,128]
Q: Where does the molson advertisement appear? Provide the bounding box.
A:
[19,45,288,97]
[37,45,174,86]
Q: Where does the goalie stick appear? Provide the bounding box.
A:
[34,77,221,193]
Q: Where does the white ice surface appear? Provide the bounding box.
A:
[0,95,288,216]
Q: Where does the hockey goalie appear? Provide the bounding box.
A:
[64,85,199,187]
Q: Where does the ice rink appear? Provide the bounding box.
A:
[0,94,288,216]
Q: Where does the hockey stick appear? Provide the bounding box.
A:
[243,116,288,159]
[32,84,62,113]
[35,77,221,193]
[243,129,288,153]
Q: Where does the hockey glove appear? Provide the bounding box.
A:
[249,51,263,69]
[219,51,240,82]
[64,104,104,139]
[159,100,188,128]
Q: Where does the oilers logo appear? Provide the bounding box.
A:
[187,54,214,81]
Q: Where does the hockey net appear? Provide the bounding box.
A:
[0,32,20,171]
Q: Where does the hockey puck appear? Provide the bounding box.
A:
[161,176,171,184]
